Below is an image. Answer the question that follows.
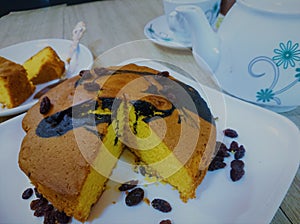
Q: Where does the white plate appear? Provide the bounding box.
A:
[144,15,192,50]
[0,60,299,224]
[0,39,93,116]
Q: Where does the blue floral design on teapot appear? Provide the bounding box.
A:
[248,40,300,105]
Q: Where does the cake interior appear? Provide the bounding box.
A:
[23,46,65,84]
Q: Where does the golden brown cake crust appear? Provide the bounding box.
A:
[0,56,35,108]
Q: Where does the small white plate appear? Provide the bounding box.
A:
[0,59,299,224]
[0,39,93,116]
[144,15,192,50]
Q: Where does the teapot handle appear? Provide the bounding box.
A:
[175,5,221,72]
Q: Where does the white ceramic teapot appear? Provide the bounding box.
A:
[174,0,300,112]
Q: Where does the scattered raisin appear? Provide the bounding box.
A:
[208,160,226,171]
[157,71,169,77]
[30,198,48,210]
[83,82,100,91]
[151,198,172,213]
[44,210,56,224]
[34,206,46,217]
[216,141,230,157]
[125,188,144,206]
[234,145,246,159]
[43,204,54,213]
[208,156,226,171]
[34,187,42,198]
[160,219,172,224]
[230,168,245,182]
[223,128,238,138]
[79,70,92,79]
[23,188,72,223]
[22,188,33,199]
[231,159,245,171]
[40,96,51,114]
[230,159,245,181]
[75,70,94,87]
[118,180,138,191]
[216,141,229,151]
[229,141,239,152]
[55,210,71,223]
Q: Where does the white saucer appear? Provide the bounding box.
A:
[144,15,192,50]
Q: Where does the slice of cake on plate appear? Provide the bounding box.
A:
[19,64,216,222]
[0,56,35,108]
[23,46,65,84]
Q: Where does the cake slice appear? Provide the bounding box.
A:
[106,65,216,202]
[127,94,215,202]
[23,46,65,84]
[0,56,35,108]
[19,76,124,222]
[19,64,216,222]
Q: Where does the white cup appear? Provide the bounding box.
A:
[163,0,221,44]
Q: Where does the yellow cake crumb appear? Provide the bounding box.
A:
[23,46,65,84]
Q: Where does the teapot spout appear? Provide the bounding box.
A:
[176,5,220,72]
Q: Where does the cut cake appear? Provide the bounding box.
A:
[19,64,216,222]
[23,46,65,84]
[0,56,35,108]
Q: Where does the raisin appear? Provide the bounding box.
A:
[230,159,245,181]
[40,96,52,114]
[30,198,48,210]
[234,145,246,159]
[44,210,56,224]
[208,159,226,171]
[83,82,100,91]
[230,168,245,181]
[157,71,170,77]
[125,188,144,206]
[79,70,92,79]
[160,220,172,224]
[22,188,33,199]
[118,180,138,191]
[229,141,239,152]
[223,128,238,138]
[34,187,42,198]
[55,210,71,223]
[216,141,229,151]
[43,204,54,213]
[231,159,245,171]
[151,198,172,213]
[208,155,226,171]
[216,142,230,157]
[34,207,46,217]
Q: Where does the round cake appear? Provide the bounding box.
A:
[19,63,216,222]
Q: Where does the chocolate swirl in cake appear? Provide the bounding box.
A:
[36,67,214,138]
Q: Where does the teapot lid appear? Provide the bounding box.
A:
[238,0,300,15]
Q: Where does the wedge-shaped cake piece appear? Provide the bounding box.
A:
[19,75,124,222]
[23,46,65,84]
[0,56,35,108]
[19,64,216,222]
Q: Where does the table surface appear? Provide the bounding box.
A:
[0,0,299,223]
